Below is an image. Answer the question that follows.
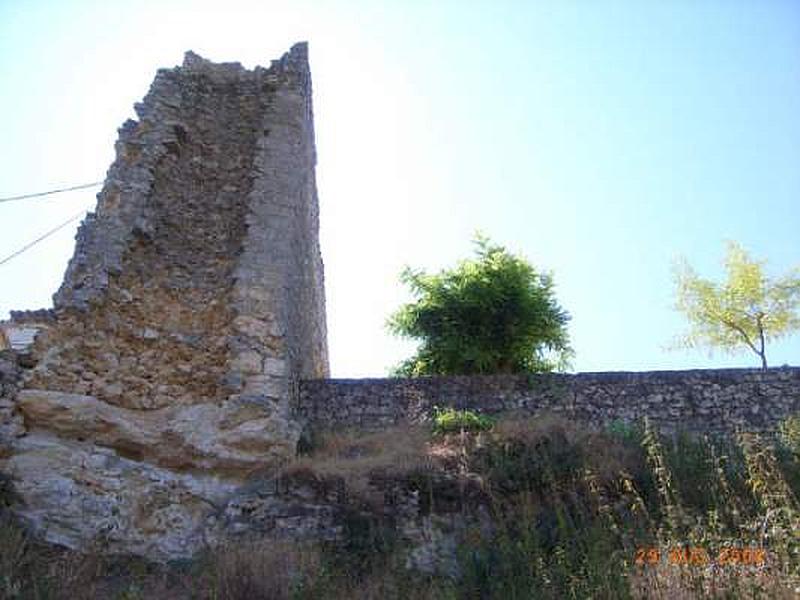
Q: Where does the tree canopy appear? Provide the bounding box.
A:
[387,235,571,376]
[672,241,800,369]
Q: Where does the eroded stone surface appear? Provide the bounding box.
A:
[16,389,298,473]
[5,432,239,558]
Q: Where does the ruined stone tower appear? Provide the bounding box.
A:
[31,42,327,411]
[0,44,329,556]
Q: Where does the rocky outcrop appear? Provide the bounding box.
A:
[5,432,239,558]
[16,390,296,472]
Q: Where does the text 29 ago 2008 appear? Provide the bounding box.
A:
[635,547,767,567]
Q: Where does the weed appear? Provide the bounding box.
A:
[431,407,494,435]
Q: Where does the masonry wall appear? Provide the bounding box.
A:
[24,44,327,412]
[296,367,800,435]
[0,351,22,455]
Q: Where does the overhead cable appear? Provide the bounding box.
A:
[0,208,88,267]
[0,181,102,204]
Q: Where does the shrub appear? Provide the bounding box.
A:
[432,407,494,435]
[779,414,800,458]
[605,419,644,445]
[388,234,572,376]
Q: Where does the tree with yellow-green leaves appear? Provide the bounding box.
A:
[672,241,800,370]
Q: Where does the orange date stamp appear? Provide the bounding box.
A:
[635,546,766,567]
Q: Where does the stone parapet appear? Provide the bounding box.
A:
[296,367,800,434]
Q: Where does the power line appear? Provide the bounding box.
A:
[0,181,102,204]
[0,208,88,267]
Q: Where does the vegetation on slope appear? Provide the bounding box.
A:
[2,412,800,599]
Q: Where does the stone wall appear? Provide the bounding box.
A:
[0,351,23,454]
[0,44,329,560]
[297,367,800,435]
[26,43,327,415]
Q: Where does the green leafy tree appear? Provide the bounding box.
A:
[672,241,800,369]
[387,234,572,376]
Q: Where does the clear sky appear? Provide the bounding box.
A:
[0,0,798,375]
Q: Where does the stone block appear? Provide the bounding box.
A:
[232,315,273,345]
[263,357,286,377]
[243,375,287,399]
[231,351,263,375]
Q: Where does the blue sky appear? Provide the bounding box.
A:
[0,0,798,375]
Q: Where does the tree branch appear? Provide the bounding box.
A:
[756,312,768,369]
[711,311,761,357]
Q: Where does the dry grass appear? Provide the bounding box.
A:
[282,424,438,501]
[629,560,799,599]
[290,412,632,488]
[0,512,195,600]
[2,412,800,599]
[0,514,109,600]
[491,411,643,482]
[194,538,321,600]
[308,570,451,600]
